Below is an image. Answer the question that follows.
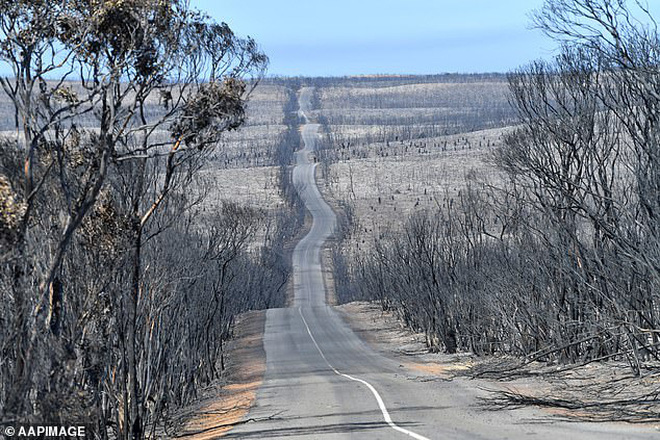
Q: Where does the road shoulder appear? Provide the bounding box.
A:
[336,301,660,428]
[173,310,267,439]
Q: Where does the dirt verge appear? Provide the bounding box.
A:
[335,301,474,378]
[173,310,267,439]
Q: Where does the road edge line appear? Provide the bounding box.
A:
[298,307,432,440]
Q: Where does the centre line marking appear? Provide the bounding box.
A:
[298,307,432,440]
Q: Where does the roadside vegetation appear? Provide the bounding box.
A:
[0,1,307,438]
[326,0,660,420]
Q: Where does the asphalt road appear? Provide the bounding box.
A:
[228,88,655,439]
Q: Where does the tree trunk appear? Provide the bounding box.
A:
[127,225,143,440]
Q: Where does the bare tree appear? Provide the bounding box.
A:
[0,1,270,438]
[335,0,660,377]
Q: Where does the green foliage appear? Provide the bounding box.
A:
[172,78,247,147]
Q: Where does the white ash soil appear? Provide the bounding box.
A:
[319,127,508,254]
[336,301,660,430]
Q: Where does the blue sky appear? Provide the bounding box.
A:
[192,0,557,76]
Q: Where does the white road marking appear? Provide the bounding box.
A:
[295,90,430,439]
[298,307,432,440]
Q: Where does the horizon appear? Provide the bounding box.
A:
[260,71,510,79]
[2,2,659,78]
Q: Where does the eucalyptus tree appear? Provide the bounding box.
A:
[0,1,267,437]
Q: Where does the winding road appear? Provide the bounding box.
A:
[228,89,654,439]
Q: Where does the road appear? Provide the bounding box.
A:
[228,88,655,439]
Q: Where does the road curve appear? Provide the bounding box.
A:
[228,88,654,439]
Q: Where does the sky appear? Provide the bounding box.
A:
[191,0,557,76]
